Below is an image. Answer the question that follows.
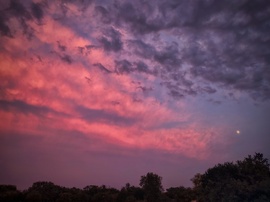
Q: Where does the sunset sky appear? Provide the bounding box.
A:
[1,0,270,190]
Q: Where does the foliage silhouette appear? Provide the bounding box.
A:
[139,172,163,202]
[192,153,270,201]
[0,153,269,202]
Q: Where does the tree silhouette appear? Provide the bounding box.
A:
[0,185,22,202]
[140,172,163,202]
[166,186,195,202]
[0,152,269,202]
[192,153,270,201]
[83,185,118,202]
[117,183,144,202]
[25,181,61,202]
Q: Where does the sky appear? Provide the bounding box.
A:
[0,0,270,190]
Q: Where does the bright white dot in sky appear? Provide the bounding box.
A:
[236,130,240,134]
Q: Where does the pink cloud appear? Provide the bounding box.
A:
[0,3,230,162]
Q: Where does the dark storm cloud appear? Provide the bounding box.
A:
[61,0,94,11]
[99,27,123,52]
[178,1,270,99]
[115,60,133,75]
[128,40,181,69]
[154,42,181,69]
[1,0,36,39]
[8,0,31,19]
[169,72,193,88]
[31,2,44,21]
[114,2,162,34]
[128,40,156,59]
[169,90,185,100]
[117,0,269,99]
[200,86,217,94]
[2,0,270,100]
[61,54,72,64]
[76,105,137,126]
[0,100,63,116]
[85,45,99,50]
[78,45,99,55]
[94,5,112,24]
[57,0,93,16]
[57,41,67,52]
[94,59,154,75]
[134,61,154,75]
[93,63,112,73]
[161,81,197,100]
[20,18,35,39]
[0,15,12,37]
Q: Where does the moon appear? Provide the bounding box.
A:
[236,130,240,134]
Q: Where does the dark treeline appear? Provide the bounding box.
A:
[1,153,270,202]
